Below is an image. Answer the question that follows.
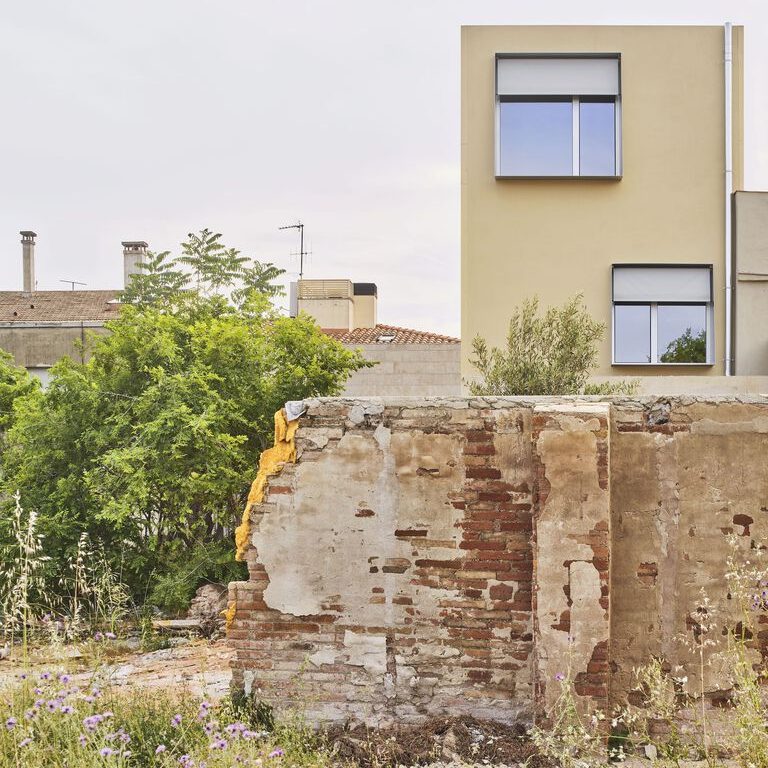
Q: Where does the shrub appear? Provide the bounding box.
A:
[467,295,636,396]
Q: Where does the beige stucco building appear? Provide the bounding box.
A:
[462,24,768,382]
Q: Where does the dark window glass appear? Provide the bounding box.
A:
[615,305,651,363]
[658,305,707,363]
[499,100,572,176]
[579,99,615,176]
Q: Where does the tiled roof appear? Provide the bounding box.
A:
[323,324,460,345]
[0,291,121,323]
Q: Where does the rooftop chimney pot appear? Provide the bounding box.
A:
[122,240,149,288]
[20,230,36,293]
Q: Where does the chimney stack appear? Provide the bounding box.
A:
[122,241,148,288]
[20,231,36,293]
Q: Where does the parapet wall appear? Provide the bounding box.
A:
[228,396,768,726]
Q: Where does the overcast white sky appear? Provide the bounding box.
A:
[2,1,767,337]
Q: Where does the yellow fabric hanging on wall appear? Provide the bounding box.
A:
[233,408,300,562]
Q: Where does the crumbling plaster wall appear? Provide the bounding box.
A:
[228,395,768,726]
[610,399,768,701]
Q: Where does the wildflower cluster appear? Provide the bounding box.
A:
[0,667,320,768]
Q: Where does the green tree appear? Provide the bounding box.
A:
[119,250,188,307]
[660,327,706,363]
[467,295,636,396]
[0,350,39,432]
[177,228,250,295]
[0,231,368,605]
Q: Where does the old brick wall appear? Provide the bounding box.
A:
[228,396,768,726]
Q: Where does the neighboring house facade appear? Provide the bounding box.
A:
[291,279,461,396]
[462,24,768,381]
[0,233,144,384]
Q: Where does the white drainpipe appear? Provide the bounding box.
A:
[724,21,734,375]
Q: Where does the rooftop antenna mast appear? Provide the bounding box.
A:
[59,279,86,291]
[278,221,309,279]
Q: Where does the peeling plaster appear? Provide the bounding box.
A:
[254,429,465,625]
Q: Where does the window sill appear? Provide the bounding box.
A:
[611,362,714,367]
[496,174,622,180]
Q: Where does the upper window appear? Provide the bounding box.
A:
[612,265,713,365]
[495,55,621,178]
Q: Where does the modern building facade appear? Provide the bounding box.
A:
[461,24,768,381]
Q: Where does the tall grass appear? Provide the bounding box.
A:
[1,496,133,656]
[0,670,337,768]
[0,492,50,659]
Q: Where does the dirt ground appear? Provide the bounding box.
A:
[325,716,546,768]
[0,638,234,700]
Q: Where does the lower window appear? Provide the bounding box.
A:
[612,265,713,365]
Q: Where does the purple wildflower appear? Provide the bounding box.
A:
[79,733,87,747]
[105,631,116,640]
[179,755,193,766]
[33,687,43,695]
[46,700,59,712]
[83,714,104,732]
[269,748,285,758]
[5,718,17,730]
[171,713,182,728]
[211,737,228,750]
[40,672,51,680]
[100,746,114,757]
[554,672,566,682]
[19,737,32,748]
[94,631,104,641]
[61,705,75,715]
[156,744,167,754]
[59,674,71,683]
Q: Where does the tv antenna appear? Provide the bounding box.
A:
[278,220,310,279]
[59,279,87,291]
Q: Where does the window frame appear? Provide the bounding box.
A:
[494,53,622,180]
[611,264,715,367]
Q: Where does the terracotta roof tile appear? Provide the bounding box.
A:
[0,291,121,323]
[323,324,459,345]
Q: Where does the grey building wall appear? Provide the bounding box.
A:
[341,343,461,396]
[734,191,768,375]
[0,324,107,373]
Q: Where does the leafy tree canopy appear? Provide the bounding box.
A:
[0,230,368,603]
[0,350,39,432]
[467,295,636,396]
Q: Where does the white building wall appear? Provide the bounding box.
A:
[341,343,461,396]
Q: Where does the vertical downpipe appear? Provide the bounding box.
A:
[724,22,734,375]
